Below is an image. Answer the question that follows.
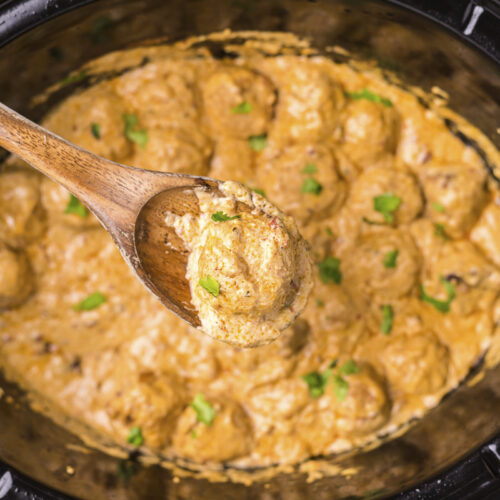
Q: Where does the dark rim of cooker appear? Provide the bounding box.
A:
[0,0,499,499]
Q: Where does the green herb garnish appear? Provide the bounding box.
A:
[190,394,216,426]
[64,194,88,218]
[325,227,334,237]
[374,193,402,223]
[345,88,393,107]
[381,304,393,335]
[301,177,323,196]
[315,298,325,307]
[383,249,399,268]
[434,223,449,240]
[432,202,445,212]
[199,276,220,297]
[333,374,349,402]
[126,426,144,447]
[123,113,148,149]
[252,187,266,197]
[117,460,136,483]
[59,70,87,87]
[231,101,252,114]
[318,256,342,285]
[302,360,337,398]
[73,291,107,311]
[362,217,386,226]
[249,134,267,152]
[302,163,318,174]
[91,123,101,140]
[420,276,456,313]
[338,359,359,376]
[211,211,241,222]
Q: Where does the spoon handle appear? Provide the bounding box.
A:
[0,102,196,244]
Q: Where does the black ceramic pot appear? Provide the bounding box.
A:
[0,1,499,498]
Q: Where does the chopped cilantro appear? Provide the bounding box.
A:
[374,193,402,223]
[434,223,449,240]
[73,291,107,311]
[318,257,342,285]
[315,298,325,307]
[338,359,359,376]
[211,211,241,222]
[126,426,144,447]
[381,304,393,335]
[420,276,456,313]
[345,88,393,107]
[301,177,323,195]
[190,394,216,426]
[301,163,318,174]
[199,276,220,297]
[333,374,349,402]
[302,360,337,398]
[117,460,136,483]
[251,187,266,197]
[59,70,87,87]
[432,202,445,212]
[383,249,399,268]
[325,227,334,237]
[64,194,88,218]
[123,113,148,149]
[249,134,267,152]
[231,101,252,114]
[91,123,101,140]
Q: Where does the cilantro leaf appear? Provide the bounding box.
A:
[381,304,393,335]
[301,177,323,195]
[325,227,334,237]
[211,211,241,222]
[190,394,216,426]
[374,193,402,223]
[318,256,342,285]
[302,360,337,398]
[73,291,107,311]
[301,163,318,174]
[64,194,88,218]
[333,374,349,402]
[91,123,101,139]
[338,359,359,376]
[199,276,220,297]
[231,101,252,114]
[432,202,445,212]
[345,88,393,107]
[59,70,87,87]
[434,223,449,240]
[123,113,148,149]
[126,426,144,447]
[420,276,456,313]
[249,134,267,152]
[315,298,325,307]
[383,249,399,268]
[251,187,266,197]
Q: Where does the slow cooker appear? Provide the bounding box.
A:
[0,0,499,498]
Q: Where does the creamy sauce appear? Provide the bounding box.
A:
[165,181,313,347]
[1,32,500,473]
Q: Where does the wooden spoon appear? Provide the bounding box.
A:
[0,102,227,328]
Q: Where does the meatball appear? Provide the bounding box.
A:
[343,229,420,301]
[270,62,344,144]
[0,242,34,309]
[209,137,254,183]
[0,171,46,248]
[341,98,399,169]
[348,167,423,225]
[381,332,448,395]
[172,398,253,463]
[131,127,212,175]
[256,143,347,223]
[424,241,500,315]
[43,85,132,162]
[471,202,500,268]
[171,182,313,347]
[114,61,200,128]
[40,178,99,228]
[202,66,276,139]
[331,363,390,436]
[107,373,184,449]
[418,163,488,238]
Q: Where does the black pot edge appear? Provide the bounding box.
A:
[0,0,499,499]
